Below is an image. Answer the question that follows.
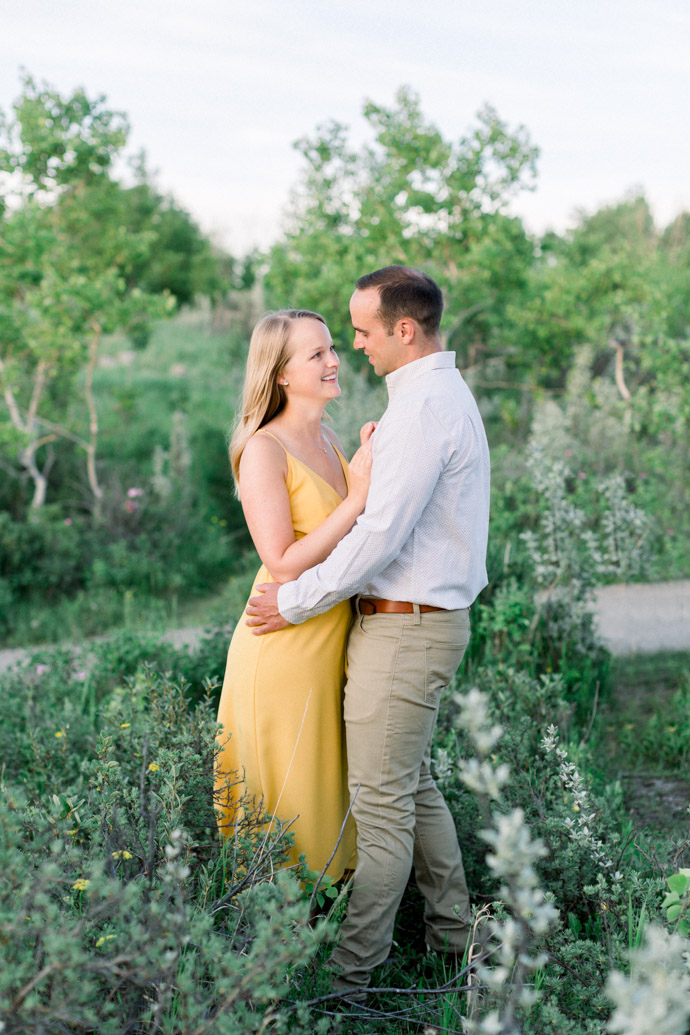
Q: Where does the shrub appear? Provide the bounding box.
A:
[0,666,334,1034]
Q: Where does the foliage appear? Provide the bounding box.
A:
[605,926,690,1035]
[0,74,176,516]
[264,86,538,362]
[116,156,230,344]
[0,663,336,1034]
[662,870,690,937]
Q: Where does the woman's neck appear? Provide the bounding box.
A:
[272,401,328,446]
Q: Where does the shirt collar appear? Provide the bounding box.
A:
[385,351,457,400]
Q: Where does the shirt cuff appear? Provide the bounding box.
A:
[276,581,302,625]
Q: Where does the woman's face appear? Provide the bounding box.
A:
[280,319,340,403]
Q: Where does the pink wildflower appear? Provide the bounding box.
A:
[35,664,49,676]
[64,517,73,526]
[127,487,144,499]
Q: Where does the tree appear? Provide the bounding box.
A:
[114,157,230,345]
[501,195,670,389]
[0,75,174,517]
[264,87,539,365]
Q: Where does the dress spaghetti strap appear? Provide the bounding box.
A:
[256,429,289,454]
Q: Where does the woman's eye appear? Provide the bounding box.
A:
[313,351,321,359]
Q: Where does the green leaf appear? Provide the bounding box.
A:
[667,873,689,895]
[666,903,682,921]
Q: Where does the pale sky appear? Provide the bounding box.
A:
[2,0,689,255]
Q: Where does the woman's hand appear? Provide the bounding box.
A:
[347,422,376,511]
[360,421,377,445]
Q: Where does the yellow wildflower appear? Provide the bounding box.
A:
[120,722,131,729]
[624,723,634,731]
[148,763,160,772]
[667,725,677,733]
[96,935,116,947]
[112,850,133,860]
[72,879,90,891]
[573,804,580,812]
[66,829,78,836]
[55,731,64,738]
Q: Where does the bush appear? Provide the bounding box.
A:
[0,665,335,1034]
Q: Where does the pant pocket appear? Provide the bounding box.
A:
[424,640,467,702]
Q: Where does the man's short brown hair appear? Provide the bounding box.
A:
[355,266,443,337]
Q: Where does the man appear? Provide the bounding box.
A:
[246,265,490,994]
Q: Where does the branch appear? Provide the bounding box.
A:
[85,325,104,515]
[34,416,90,451]
[28,360,50,423]
[0,456,23,478]
[611,341,631,402]
[0,355,27,432]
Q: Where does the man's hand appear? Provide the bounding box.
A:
[245,582,290,635]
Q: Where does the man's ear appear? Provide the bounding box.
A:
[396,317,416,345]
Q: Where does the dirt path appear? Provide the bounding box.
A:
[2,580,689,674]
[591,579,690,655]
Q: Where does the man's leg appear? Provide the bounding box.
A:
[331,608,470,990]
[412,609,472,950]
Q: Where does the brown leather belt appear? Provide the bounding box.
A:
[358,597,446,615]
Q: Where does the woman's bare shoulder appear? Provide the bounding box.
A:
[240,430,288,475]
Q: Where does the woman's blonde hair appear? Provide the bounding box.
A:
[229,309,327,494]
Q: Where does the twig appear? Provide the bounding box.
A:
[308,783,359,917]
[583,680,600,743]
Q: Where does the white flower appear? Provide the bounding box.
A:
[606,926,690,1035]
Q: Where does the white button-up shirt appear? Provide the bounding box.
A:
[277,351,490,624]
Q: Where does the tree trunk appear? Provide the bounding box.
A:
[614,342,631,402]
[24,434,57,518]
[84,325,104,520]
[0,357,54,517]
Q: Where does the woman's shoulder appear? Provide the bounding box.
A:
[240,428,289,473]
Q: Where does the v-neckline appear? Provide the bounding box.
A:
[258,430,348,501]
[287,447,348,501]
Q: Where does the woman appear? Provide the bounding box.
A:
[215,309,374,880]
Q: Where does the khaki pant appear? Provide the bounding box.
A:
[331,605,472,990]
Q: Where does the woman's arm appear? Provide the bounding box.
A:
[238,429,373,583]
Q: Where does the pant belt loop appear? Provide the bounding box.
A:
[412,602,421,625]
[354,595,363,618]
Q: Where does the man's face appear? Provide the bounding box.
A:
[350,288,403,377]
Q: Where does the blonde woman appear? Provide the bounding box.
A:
[215,309,374,880]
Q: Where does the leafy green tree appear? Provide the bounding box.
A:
[503,196,670,390]
[0,75,174,517]
[264,87,539,364]
[114,158,230,345]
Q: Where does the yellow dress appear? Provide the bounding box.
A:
[215,435,356,879]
